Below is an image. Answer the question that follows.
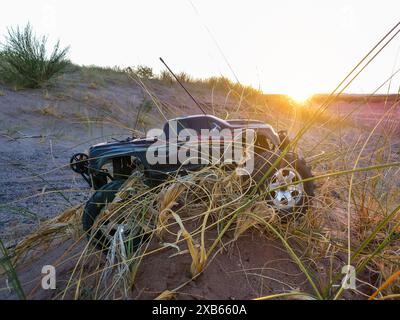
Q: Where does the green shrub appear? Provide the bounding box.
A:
[135,65,154,79]
[0,23,70,88]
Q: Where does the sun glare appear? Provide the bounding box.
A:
[289,91,313,104]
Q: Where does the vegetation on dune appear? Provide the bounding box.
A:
[78,63,263,103]
[0,23,70,88]
[134,65,155,79]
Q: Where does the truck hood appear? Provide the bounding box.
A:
[88,137,156,170]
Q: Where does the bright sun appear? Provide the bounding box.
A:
[289,91,313,104]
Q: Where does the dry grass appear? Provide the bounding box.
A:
[35,104,64,119]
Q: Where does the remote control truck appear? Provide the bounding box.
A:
[70,114,314,250]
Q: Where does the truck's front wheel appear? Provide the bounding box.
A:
[82,179,145,252]
[252,151,314,217]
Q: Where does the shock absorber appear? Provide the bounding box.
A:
[278,130,290,151]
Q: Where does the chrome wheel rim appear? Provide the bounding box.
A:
[268,168,303,210]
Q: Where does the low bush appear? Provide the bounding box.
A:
[0,23,70,88]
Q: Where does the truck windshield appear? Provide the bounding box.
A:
[163,116,214,139]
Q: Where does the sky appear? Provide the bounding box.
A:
[1,0,400,99]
